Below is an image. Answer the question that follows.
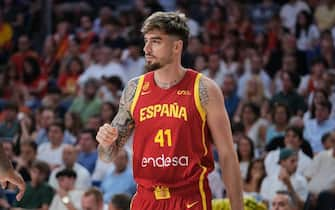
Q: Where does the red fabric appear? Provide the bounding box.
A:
[132,70,214,189]
[131,182,212,210]
[10,51,39,76]
[78,31,96,53]
[57,73,79,95]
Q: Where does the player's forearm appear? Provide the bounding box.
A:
[0,144,14,175]
[98,143,119,162]
[98,120,133,162]
[220,156,244,210]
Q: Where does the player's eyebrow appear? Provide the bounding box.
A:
[144,36,163,42]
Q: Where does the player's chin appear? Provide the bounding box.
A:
[145,62,162,72]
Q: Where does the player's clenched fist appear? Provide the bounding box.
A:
[96,123,118,147]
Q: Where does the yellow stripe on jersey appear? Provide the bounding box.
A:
[131,75,145,117]
[194,73,207,156]
[194,73,209,210]
[199,164,208,210]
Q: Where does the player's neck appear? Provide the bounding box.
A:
[154,63,186,89]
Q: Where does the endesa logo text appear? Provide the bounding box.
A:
[141,154,189,168]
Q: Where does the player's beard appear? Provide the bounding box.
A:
[145,61,163,72]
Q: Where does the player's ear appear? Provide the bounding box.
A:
[174,40,183,53]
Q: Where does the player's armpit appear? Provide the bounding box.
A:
[98,77,138,162]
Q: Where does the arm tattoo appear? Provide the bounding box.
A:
[199,77,209,107]
[0,144,14,175]
[98,78,138,162]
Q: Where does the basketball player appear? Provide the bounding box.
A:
[96,11,243,210]
[0,144,25,200]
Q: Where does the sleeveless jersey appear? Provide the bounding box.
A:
[130,69,214,189]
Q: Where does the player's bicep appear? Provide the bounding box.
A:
[200,77,234,156]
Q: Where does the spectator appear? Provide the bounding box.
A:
[265,126,312,176]
[15,140,38,182]
[100,102,117,124]
[69,78,102,124]
[298,58,328,99]
[100,148,136,204]
[271,190,298,210]
[49,144,91,190]
[303,100,335,153]
[9,34,38,77]
[57,56,84,97]
[121,39,145,81]
[221,74,240,120]
[49,169,84,210]
[294,10,320,51]
[238,51,272,99]
[0,101,19,138]
[36,121,67,169]
[314,0,335,31]
[237,102,267,155]
[303,141,335,195]
[280,0,310,32]
[35,107,55,145]
[266,103,290,144]
[243,158,266,202]
[261,148,308,209]
[64,111,82,142]
[13,160,54,210]
[202,53,225,87]
[76,14,98,54]
[77,129,99,174]
[271,71,307,116]
[108,194,131,210]
[321,132,335,150]
[248,0,279,34]
[237,135,255,180]
[81,187,107,210]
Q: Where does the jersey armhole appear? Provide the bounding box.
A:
[130,75,145,117]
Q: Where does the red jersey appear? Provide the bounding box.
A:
[131,70,214,189]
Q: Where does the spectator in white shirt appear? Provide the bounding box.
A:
[261,148,308,209]
[280,0,310,32]
[265,126,312,176]
[49,144,91,191]
[37,122,67,170]
[304,100,335,153]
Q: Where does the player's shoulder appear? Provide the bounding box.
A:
[196,74,223,108]
[198,74,222,94]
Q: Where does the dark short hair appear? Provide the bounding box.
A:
[56,168,77,179]
[141,11,189,50]
[110,194,131,210]
[321,132,332,144]
[20,140,38,152]
[315,100,332,112]
[49,121,65,133]
[31,160,50,176]
[285,126,303,141]
[80,128,97,140]
[83,187,103,205]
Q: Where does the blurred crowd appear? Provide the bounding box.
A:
[0,0,335,210]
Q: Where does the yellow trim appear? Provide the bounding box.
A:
[194,73,209,210]
[194,73,208,156]
[131,75,145,116]
[199,164,208,210]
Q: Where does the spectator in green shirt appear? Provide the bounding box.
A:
[68,78,102,124]
[13,160,54,210]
